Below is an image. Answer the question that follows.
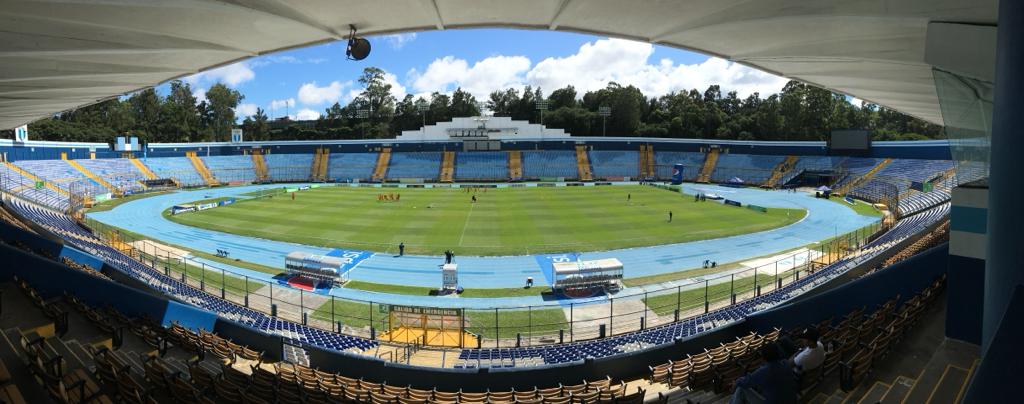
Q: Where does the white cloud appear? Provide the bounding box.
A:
[184,62,255,87]
[527,38,786,99]
[192,88,207,105]
[298,81,348,105]
[381,33,417,50]
[403,38,786,103]
[235,103,258,118]
[270,98,295,110]
[295,108,321,120]
[381,72,408,100]
[408,55,531,99]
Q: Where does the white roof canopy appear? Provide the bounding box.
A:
[0,0,998,130]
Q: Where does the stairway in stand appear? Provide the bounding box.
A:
[808,340,979,404]
[185,151,218,186]
[66,159,121,196]
[508,150,522,180]
[639,145,656,179]
[129,158,158,180]
[697,148,719,183]
[3,161,69,196]
[440,151,455,182]
[310,148,323,181]
[372,148,392,181]
[251,151,269,182]
[765,155,799,188]
[575,145,593,181]
[311,148,330,181]
[838,158,893,195]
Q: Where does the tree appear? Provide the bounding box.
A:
[547,86,577,110]
[428,92,452,125]
[203,83,243,142]
[159,80,198,142]
[357,67,397,121]
[17,67,944,143]
[486,88,519,116]
[449,88,480,118]
[128,89,161,140]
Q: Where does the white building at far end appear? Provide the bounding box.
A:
[398,116,570,141]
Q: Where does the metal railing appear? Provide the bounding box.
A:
[82,215,885,350]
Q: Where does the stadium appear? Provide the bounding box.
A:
[0,1,1015,404]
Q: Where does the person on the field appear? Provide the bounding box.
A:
[396,193,400,202]
[472,195,477,203]
[399,242,405,257]
[668,211,673,222]
[291,192,295,201]
[731,342,797,404]
[627,193,631,202]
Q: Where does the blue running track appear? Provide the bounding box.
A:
[87,183,878,308]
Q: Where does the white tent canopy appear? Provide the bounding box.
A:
[0,0,998,130]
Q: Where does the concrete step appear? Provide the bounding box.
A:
[45,336,87,372]
[0,327,50,403]
[163,356,191,379]
[924,364,971,404]
[64,339,98,372]
[879,376,914,404]
[807,393,831,404]
[902,339,979,404]
[855,381,890,404]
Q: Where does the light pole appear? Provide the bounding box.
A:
[536,100,549,125]
[356,108,370,138]
[599,106,611,136]
[416,101,429,129]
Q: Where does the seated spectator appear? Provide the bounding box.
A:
[791,328,825,373]
[731,342,797,404]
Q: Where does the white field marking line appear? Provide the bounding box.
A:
[458,201,475,246]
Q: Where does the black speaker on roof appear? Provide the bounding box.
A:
[346,25,371,61]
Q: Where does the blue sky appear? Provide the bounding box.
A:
[164,29,790,122]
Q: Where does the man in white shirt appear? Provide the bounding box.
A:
[791,328,825,373]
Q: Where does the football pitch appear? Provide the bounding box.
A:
[165,185,805,256]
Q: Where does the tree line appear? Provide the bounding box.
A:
[18,67,942,145]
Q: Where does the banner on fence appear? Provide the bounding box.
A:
[196,202,218,211]
[724,199,742,207]
[911,181,934,192]
[171,205,196,215]
[844,196,856,205]
[93,193,112,203]
[218,198,236,207]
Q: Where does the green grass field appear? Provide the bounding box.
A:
[166,185,805,256]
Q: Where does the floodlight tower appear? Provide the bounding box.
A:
[356,108,371,138]
[536,100,549,125]
[416,100,429,130]
[599,106,612,136]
